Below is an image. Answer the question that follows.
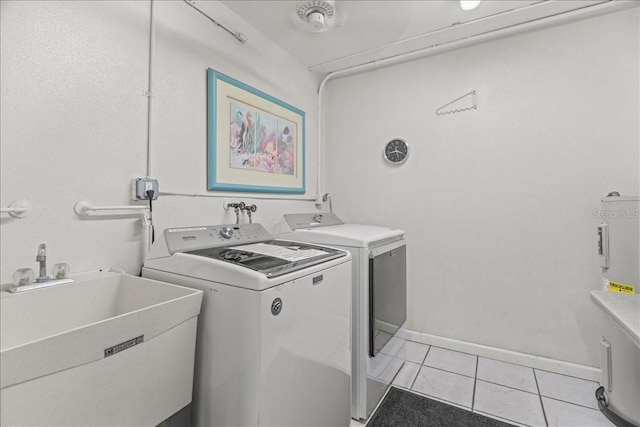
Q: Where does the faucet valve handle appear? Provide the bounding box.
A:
[13,268,35,287]
[52,263,70,279]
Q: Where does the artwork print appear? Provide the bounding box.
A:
[208,68,305,194]
[229,103,296,176]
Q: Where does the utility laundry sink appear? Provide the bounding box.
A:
[0,269,203,426]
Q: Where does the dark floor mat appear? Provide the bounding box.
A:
[367,387,515,427]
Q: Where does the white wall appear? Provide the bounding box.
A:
[0,1,320,285]
[323,8,639,367]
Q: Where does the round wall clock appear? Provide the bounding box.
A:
[383,138,410,165]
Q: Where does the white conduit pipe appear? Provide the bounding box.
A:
[73,201,152,256]
[183,0,247,44]
[142,0,157,255]
[0,200,32,218]
[74,201,148,216]
[146,0,156,178]
[0,207,27,214]
[314,0,634,204]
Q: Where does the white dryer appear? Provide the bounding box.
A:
[142,223,352,427]
[277,213,407,420]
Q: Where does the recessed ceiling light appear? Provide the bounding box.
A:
[460,0,481,11]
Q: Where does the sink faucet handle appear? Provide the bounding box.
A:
[13,268,35,287]
[52,263,70,279]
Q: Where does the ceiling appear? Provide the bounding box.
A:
[221,0,617,74]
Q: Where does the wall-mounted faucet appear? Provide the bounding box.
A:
[244,204,257,224]
[223,200,258,224]
[227,202,246,224]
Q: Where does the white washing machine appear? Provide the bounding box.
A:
[276,213,407,420]
[142,223,352,427]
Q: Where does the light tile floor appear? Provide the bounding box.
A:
[379,342,614,427]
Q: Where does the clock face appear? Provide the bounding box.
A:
[384,139,409,165]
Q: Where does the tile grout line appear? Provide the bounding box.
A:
[409,345,431,390]
[426,343,481,358]
[471,355,478,411]
[419,364,476,379]
[475,378,541,396]
[541,395,602,411]
[420,345,430,365]
[474,409,530,427]
[533,369,549,427]
[409,387,473,412]
[534,366,599,382]
[534,370,603,410]
[387,359,404,388]
[472,378,545,427]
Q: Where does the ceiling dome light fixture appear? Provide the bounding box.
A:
[460,0,481,11]
[296,0,336,33]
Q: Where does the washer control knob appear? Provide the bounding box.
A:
[220,226,234,239]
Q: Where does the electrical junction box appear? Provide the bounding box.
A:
[132,178,159,200]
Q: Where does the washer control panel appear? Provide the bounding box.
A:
[284,212,344,230]
[164,223,272,254]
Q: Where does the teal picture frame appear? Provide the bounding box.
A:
[207,68,306,194]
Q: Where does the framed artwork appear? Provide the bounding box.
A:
[207,68,305,194]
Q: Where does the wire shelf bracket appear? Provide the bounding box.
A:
[435,90,477,116]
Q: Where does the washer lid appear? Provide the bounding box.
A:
[285,224,404,247]
[184,240,346,278]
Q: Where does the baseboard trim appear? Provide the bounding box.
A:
[402,329,600,382]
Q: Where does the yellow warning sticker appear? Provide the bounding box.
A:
[609,281,636,294]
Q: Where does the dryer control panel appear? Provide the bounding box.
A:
[164,223,272,254]
[284,212,344,230]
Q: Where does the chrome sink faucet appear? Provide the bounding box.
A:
[35,243,48,282]
[9,243,73,293]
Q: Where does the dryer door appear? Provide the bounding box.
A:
[369,241,407,357]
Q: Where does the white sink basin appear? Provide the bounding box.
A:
[1,269,203,426]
